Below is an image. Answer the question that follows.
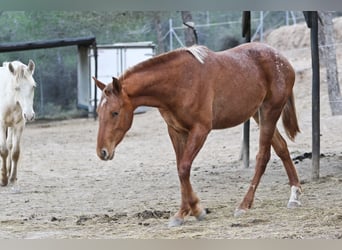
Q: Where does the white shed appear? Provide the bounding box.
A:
[87,41,156,114]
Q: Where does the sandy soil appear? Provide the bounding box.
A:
[0,23,342,239]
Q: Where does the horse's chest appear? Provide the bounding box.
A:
[4,106,23,126]
[159,109,189,133]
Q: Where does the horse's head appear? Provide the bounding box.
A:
[8,60,36,122]
[94,77,134,161]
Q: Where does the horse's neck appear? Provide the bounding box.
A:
[0,69,18,106]
[122,64,178,109]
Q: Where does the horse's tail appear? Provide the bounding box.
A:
[282,91,300,141]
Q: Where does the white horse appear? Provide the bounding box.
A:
[0,60,36,187]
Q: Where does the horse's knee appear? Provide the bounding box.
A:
[11,147,20,162]
[177,161,192,180]
[0,144,8,159]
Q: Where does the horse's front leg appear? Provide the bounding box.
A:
[8,124,23,185]
[0,125,9,186]
[6,127,13,180]
[167,125,209,227]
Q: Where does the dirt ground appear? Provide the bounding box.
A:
[1,23,342,239]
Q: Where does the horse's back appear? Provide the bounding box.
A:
[230,43,296,98]
[212,42,295,96]
[225,42,294,79]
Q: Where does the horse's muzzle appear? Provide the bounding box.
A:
[24,112,35,122]
[98,148,115,161]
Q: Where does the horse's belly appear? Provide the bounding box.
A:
[212,110,255,129]
[211,80,266,129]
[211,95,262,129]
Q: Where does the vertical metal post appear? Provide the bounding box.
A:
[291,11,297,25]
[169,19,173,50]
[260,11,264,42]
[310,11,320,180]
[93,42,98,120]
[242,11,251,168]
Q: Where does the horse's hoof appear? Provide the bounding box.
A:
[287,186,302,208]
[168,217,184,227]
[287,200,301,208]
[234,208,247,217]
[9,177,17,184]
[0,179,8,187]
[195,209,207,221]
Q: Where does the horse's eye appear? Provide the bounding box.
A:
[111,111,119,117]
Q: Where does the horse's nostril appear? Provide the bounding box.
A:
[101,149,108,159]
[23,113,35,122]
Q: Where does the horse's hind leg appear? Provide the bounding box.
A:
[271,129,302,208]
[252,112,302,207]
[236,112,301,214]
[235,107,282,216]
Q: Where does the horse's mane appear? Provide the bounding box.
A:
[119,45,209,80]
[3,61,32,81]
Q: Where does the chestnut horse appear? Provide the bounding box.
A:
[94,42,302,227]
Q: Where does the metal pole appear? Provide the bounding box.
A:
[93,42,98,120]
[260,11,264,42]
[290,11,297,25]
[169,19,173,50]
[310,11,320,180]
[242,11,251,168]
[38,68,44,117]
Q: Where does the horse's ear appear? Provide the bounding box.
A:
[93,77,106,91]
[8,62,15,74]
[28,60,35,74]
[112,77,122,94]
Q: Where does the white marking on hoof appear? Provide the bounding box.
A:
[234,208,247,217]
[195,209,207,221]
[287,200,301,208]
[168,217,184,227]
[287,185,302,208]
